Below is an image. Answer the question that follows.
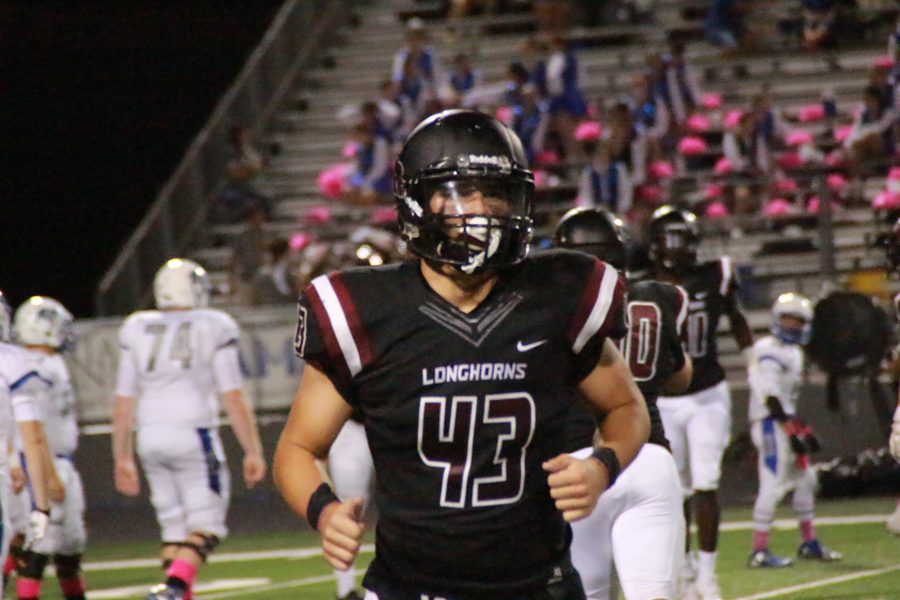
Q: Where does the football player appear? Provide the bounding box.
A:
[647,205,754,600]
[9,297,87,600]
[555,207,692,600]
[111,259,266,600]
[274,109,650,600]
[884,216,900,535]
[746,292,841,568]
[0,291,53,571]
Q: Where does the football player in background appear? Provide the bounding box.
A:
[112,259,266,600]
[648,206,754,600]
[883,216,900,535]
[746,293,841,568]
[0,291,53,571]
[555,207,692,600]
[9,297,87,600]
[274,109,650,600]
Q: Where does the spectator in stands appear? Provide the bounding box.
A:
[391,18,439,113]
[546,35,588,160]
[705,0,748,50]
[752,89,788,150]
[513,85,550,165]
[251,239,300,305]
[607,101,648,187]
[229,205,269,304]
[843,85,897,168]
[377,79,414,142]
[801,0,839,50]
[724,111,771,176]
[216,124,272,222]
[630,72,671,146]
[345,123,392,205]
[577,138,633,216]
[440,53,482,107]
[663,40,703,128]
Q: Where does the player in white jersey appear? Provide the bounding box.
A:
[747,293,841,568]
[0,291,53,575]
[6,296,87,600]
[111,259,266,600]
[881,217,900,534]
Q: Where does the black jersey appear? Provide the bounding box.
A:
[564,279,688,451]
[295,250,625,598]
[667,257,738,394]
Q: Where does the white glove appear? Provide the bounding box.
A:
[890,405,900,462]
[27,509,50,547]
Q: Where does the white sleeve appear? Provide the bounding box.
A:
[750,349,790,403]
[11,392,39,423]
[362,137,390,187]
[212,316,242,393]
[577,167,593,207]
[114,325,140,397]
[723,132,746,171]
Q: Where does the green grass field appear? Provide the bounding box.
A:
[31,497,900,599]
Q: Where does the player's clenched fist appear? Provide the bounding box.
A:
[318,497,365,571]
[543,454,607,522]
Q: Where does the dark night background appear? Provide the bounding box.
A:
[0,2,284,318]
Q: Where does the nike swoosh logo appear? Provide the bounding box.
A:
[517,339,548,352]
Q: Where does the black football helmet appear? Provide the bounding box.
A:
[648,205,700,274]
[554,207,627,270]
[393,109,534,274]
[885,216,900,274]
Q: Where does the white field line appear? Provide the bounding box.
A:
[732,564,900,600]
[199,574,337,599]
[83,543,375,571]
[84,514,888,572]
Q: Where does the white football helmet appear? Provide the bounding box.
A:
[771,292,813,345]
[14,296,75,350]
[153,258,210,309]
[0,291,12,343]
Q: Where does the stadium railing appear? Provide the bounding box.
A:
[95,0,348,316]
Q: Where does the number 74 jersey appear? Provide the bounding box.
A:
[295,251,626,595]
[115,308,243,429]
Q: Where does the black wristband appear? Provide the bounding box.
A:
[307,483,340,531]
[590,446,621,489]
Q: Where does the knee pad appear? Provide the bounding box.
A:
[18,551,49,580]
[53,554,81,579]
[183,532,220,562]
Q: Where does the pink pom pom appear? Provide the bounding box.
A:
[806,196,839,213]
[371,206,398,224]
[289,232,311,250]
[317,164,349,199]
[649,160,675,179]
[875,55,896,69]
[724,109,743,129]
[701,93,722,109]
[534,150,559,166]
[637,185,662,202]
[799,104,826,122]
[833,125,853,143]
[704,183,724,200]
[826,173,847,191]
[686,114,710,132]
[574,120,603,142]
[873,191,900,210]
[342,142,359,159]
[533,170,547,188]
[888,167,900,181]
[825,150,845,167]
[678,136,707,156]
[777,152,802,170]
[705,201,729,218]
[713,156,732,175]
[306,206,333,223]
[774,178,798,193]
[763,198,792,217]
[495,105,514,125]
[786,130,814,146]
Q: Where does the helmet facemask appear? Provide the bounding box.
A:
[652,225,698,274]
[398,175,533,275]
